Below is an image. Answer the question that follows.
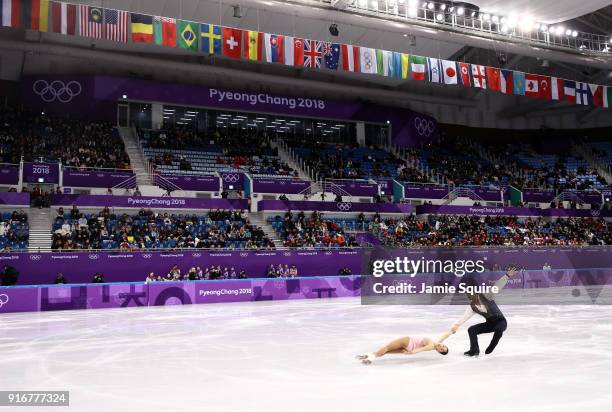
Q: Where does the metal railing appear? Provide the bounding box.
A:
[301,0,610,55]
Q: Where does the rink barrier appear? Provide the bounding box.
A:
[0,276,362,314]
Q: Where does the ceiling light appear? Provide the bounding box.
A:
[540,25,548,32]
[440,4,446,11]
[408,7,417,17]
[565,29,572,36]
[436,13,443,21]
[492,15,499,23]
[555,26,564,35]
[427,3,434,10]
[483,13,491,21]
[457,7,464,16]
[572,31,578,37]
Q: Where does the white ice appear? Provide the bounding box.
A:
[1,298,611,412]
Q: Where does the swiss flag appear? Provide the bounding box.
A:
[486,67,501,92]
[458,63,471,87]
[525,74,552,100]
[222,27,243,59]
[589,84,604,107]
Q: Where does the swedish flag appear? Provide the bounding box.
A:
[178,20,198,51]
[201,24,222,55]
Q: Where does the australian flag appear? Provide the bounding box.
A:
[323,42,340,70]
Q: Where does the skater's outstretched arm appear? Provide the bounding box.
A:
[435,329,456,344]
[483,266,519,300]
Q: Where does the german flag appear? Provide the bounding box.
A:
[131,13,153,43]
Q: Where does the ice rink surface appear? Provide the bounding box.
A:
[1,297,612,412]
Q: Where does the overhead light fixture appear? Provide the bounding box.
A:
[436,13,444,21]
[232,5,242,18]
[427,3,434,10]
[572,31,578,37]
[457,7,464,16]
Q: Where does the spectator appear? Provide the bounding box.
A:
[92,273,105,283]
[54,273,67,284]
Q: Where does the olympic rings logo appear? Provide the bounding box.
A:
[29,255,42,261]
[32,80,82,103]
[192,253,202,258]
[413,117,435,137]
[591,209,600,217]
[337,202,352,211]
[240,252,248,257]
[142,254,153,259]
[283,252,292,256]
[88,254,99,260]
[0,294,8,309]
[222,174,240,183]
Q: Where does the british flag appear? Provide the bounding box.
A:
[304,40,323,68]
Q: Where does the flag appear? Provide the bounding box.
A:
[284,36,304,66]
[513,71,525,95]
[427,58,442,83]
[342,44,359,72]
[177,20,198,51]
[323,42,340,70]
[359,47,377,74]
[130,13,153,43]
[471,65,487,89]
[243,30,263,61]
[441,60,457,84]
[392,52,409,79]
[79,5,103,38]
[51,1,76,35]
[563,80,576,104]
[24,0,49,31]
[550,77,564,101]
[604,86,611,108]
[525,74,551,100]
[376,49,388,76]
[458,63,471,87]
[103,9,128,42]
[500,70,513,94]
[486,67,501,91]
[201,24,222,54]
[575,82,591,105]
[154,16,176,47]
[264,33,284,63]
[588,84,604,108]
[1,0,19,28]
[410,55,426,80]
[304,40,323,68]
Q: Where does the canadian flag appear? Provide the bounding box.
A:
[341,44,359,72]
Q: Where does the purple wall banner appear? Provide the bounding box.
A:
[472,188,503,202]
[329,180,378,196]
[50,194,249,210]
[523,190,603,205]
[0,192,30,206]
[0,165,19,185]
[0,249,362,286]
[258,200,414,213]
[22,162,60,184]
[63,169,136,188]
[0,276,361,314]
[253,177,311,194]
[156,174,220,191]
[416,204,612,218]
[219,172,246,190]
[20,75,437,149]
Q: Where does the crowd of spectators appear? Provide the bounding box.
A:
[0,210,29,251]
[291,141,403,180]
[0,107,130,168]
[372,214,611,247]
[51,207,274,250]
[273,210,358,248]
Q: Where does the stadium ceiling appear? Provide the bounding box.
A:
[461,1,611,24]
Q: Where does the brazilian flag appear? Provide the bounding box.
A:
[178,20,198,51]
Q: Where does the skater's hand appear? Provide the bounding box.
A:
[506,266,519,277]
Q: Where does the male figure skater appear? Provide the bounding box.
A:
[451,266,519,357]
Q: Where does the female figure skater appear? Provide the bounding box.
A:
[357,330,453,364]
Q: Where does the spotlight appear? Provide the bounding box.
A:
[548,26,555,33]
[540,24,548,32]
[457,7,464,16]
[436,13,444,21]
[427,3,434,10]
[449,7,454,13]
[408,7,418,17]
[122,94,127,99]
[471,11,476,17]
[555,26,564,35]
[483,13,491,21]
[492,15,499,23]
[572,31,578,37]
[329,24,339,36]
[440,5,446,11]
[565,29,572,36]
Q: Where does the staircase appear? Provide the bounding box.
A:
[248,213,285,248]
[27,208,52,252]
[572,141,612,185]
[273,139,314,181]
[118,126,152,187]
